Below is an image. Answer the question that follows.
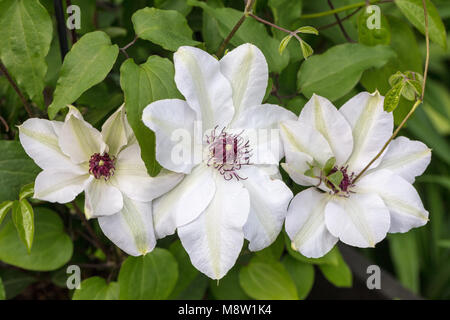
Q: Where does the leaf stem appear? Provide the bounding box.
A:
[300,0,392,19]
[248,13,303,43]
[327,0,355,42]
[120,35,138,59]
[0,61,33,117]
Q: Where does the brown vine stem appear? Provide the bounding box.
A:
[119,35,138,59]
[327,0,355,43]
[65,0,78,44]
[0,115,9,132]
[72,201,112,261]
[216,0,255,57]
[248,13,303,44]
[317,7,362,30]
[353,0,430,183]
[0,61,33,117]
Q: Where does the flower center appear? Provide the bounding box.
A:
[327,166,355,195]
[205,126,252,181]
[89,153,115,180]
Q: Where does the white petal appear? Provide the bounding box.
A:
[286,188,338,258]
[34,169,91,203]
[325,192,390,248]
[340,91,393,173]
[114,144,183,201]
[231,104,296,165]
[98,195,156,256]
[299,94,353,165]
[84,179,123,218]
[101,105,131,156]
[220,43,268,122]
[174,46,234,130]
[356,169,429,233]
[59,113,107,164]
[153,164,215,239]
[372,136,431,183]
[178,173,250,279]
[142,99,198,173]
[19,118,74,170]
[239,166,293,251]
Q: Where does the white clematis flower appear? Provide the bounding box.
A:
[142,44,295,279]
[19,105,182,256]
[281,92,431,258]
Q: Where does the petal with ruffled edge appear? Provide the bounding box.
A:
[174,46,234,130]
[339,91,393,173]
[325,192,390,248]
[240,165,292,251]
[142,99,198,173]
[101,105,131,156]
[356,169,429,233]
[84,179,123,218]
[34,169,91,203]
[231,104,296,165]
[220,43,268,122]
[298,94,353,166]
[286,188,337,258]
[372,136,431,183]
[153,164,215,239]
[178,173,250,279]
[98,195,156,256]
[59,113,107,164]
[113,144,183,202]
[18,118,74,170]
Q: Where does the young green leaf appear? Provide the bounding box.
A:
[118,248,178,299]
[120,56,182,177]
[132,7,199,51]
[12,199,34,253]
[19,183,34,201]
[0,201,13,226]
[395,0,447,49]
[299,39,313,59]
[72,277,119,300]
[327,171,343,189]
[279,35,293,55]
[48,31,119,119]
[239,258,298,300]
[384,81,405,112]
[323,157,336,176]
[357,8,391,46]
[0,0,53,109]
[296,26,319,35]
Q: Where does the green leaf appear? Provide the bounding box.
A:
[437,239,450,249]
[296,26,319,35]
[132,7,199,51]
[0,141,40,203]
[318,249,352,288]
[328,170,343,189]
[239,258,298,300]
[282,255,315,299]
[0,277,5,300]
[255,233,285,261]
[155,0,193,16]
[279,35,293,55]
[0,0,52,108]
[395,0,447,49]
[210,268,249,300]
[0,269,36,299]
[48,31,119,119]
[268,0,303,31]
[19,183,34,201]
[120,56,182,177]
[323,157,336,176]
[188,0,289,73]
[0,207,73,271]
[389,232,419,293]
[168,240,199,299]
[299,39,313,59]
[118,248,178,299]
[12,199,34,253]
[298,43,396,101]
[72,277,119,300]
[284,232,340,265]
[384,81,405,112]
[357,8,391,46]
[0,201,13,226]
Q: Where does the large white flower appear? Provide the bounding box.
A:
[142,44,295,279]
[19,105,182,256]
[281,92,431,258]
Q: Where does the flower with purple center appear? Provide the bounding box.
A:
[19,105,182,256]
[280,92,431,258]
[142,44,295,279]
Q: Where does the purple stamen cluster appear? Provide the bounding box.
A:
[328,165,355,195]
[206,126,252,181]
[89,153,115,180]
